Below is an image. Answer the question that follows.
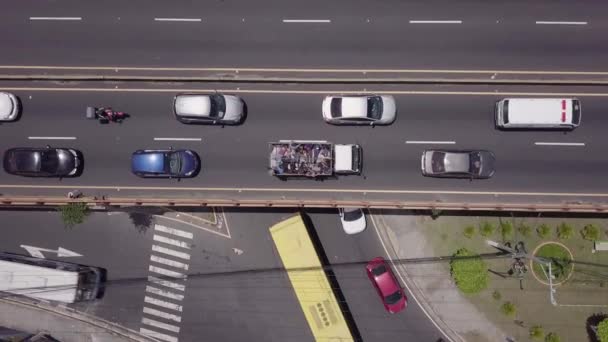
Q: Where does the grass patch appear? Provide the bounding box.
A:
[479,221,496,237]
[529,325,544,340]
[463,225,475,239]
[518,223,532,237]
[581,224,601,241]
[492,290,501,301]
[556,223,574,240]
[500,221,514,240]
[450,248,489,294]
[544,332,561,342]
[537,224,551,238]
[532,243,573,282]
[501,301,516,317]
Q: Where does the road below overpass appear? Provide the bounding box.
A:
[1,0,607,70]
[0,82,607,206]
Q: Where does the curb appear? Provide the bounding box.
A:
[371,212,464,342]
[0,297,160,342]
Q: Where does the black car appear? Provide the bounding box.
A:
[3,146,81,177]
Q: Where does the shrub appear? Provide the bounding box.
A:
[500,221,514,240]
[492,290,501,301]
[537,224,551,238]
[529,325,544,340]
[518,223,532,237]
[581,224,601,241]
[501,301,516,317]
[59,203,89,228]
[450,248,489,294]
[544,332,560,342]
[557,223,574,240]
[479,221,496,237]
[463,226,475,239]
[598,318,608,342]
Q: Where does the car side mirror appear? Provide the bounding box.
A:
[370,122,375,127]
[46,145,51,149]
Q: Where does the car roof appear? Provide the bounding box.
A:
[443,152,470,173]
[175,94,212,117]
[339,96,368,118]
[132,151,166,173]
[0,92,14,119]
[371,261,400,296]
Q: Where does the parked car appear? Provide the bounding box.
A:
[365,257,407,313]
[131,149,200,178]
[3,146,81,177]
[339,207,366,234]
[0,92,20,121]
[173,93,245,125]
[421,150,495,179]
[322,95,396,125]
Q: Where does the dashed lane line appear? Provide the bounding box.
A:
[142,307,182,322]
[146,286,185,301]
[154,224,194,239]
[150,255,190,271]
[151,245,191,260]
[536,21,587,25]
[29,17,82,21]
[142,317,180,333]
[154,18,201,22]
[139,328,178,342]
[144,296,183,312]
[149,265,186,279]
[153,235,191,249]
[148,276,186,292]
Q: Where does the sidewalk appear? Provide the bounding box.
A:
[0,297,157,342]
[372,212,509,342]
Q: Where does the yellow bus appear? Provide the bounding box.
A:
[269,214,356,342]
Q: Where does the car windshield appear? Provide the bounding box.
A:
[209,95,226,118]
[469,152,482,174]
[371,264,387,277]
[431,152,446,173]
[343,209,363,222]
[384,290,403,305]
[39,151,60,173]
[331,98,342,118]
[167,152,181,174]
[367,96,383,119]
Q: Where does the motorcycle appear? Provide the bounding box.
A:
[86,106,127,123]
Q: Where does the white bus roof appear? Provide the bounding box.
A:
[0,259,79,303]
[505,98,575,124]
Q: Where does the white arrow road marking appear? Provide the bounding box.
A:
[20,245,83,259]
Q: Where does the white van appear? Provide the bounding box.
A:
[495,98,581,130]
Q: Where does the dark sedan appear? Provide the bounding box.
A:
[3,146,81,177]
[131,149,200,178]
[421,150,495,179]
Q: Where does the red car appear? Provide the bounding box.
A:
[365,257,407,313]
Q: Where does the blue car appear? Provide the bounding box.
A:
[131,149,200,178]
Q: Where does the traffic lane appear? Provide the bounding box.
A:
[307,211,444,341]
[181,208,313,342]
[2,1,608,69]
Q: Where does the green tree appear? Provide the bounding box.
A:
[479,222,496,237]
[598,318,608,342]
[501,221,514,240]
[581,224,601,241]
[450,248,489,294]
[537,224,551,238]
[557,223,574,240]
[492,290,501,301]
[529,325,544,340]
[501,301,516,317]
[59,203,89,228]
[518,223,532,237]
[463,225,475,239]
[544,332,560,342]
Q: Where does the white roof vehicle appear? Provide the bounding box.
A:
[173,93,245,125]
[495,98,581,129]
[322,95,396,125]
[0,92,20,121]
[339,208,367,234]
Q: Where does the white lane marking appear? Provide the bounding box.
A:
[153,235,191,249]
[152,245,191,260]
[143,307,182,322]
[535,21,587,25]
[146,286,185,301]
[406,140,456,144]
[154,18,202,22]
[154,224,193,239]
[534,142,585,146]
[29,17,82,21]
[409,20,462,24]
[282,19,331,23]
[144,296,183,312]
[28,136,76,140]
[369,213,454,342]
[153,137,202,141]
[157,214,232,239]
[139,328,178,342]
[151,255,190,271]
[148,276,185,291]
[149,265,186,279]
[142,317,180,333]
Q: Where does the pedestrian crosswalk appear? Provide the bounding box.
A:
[140,224,193,342]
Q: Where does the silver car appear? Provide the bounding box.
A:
[0,92,20,121]
[173,93,245,125]
[421,150,496,179]
[322,95,396,125]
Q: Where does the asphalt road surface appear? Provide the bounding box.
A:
[0,83,607,204]
[1,0,608,70]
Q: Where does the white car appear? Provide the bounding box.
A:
[322,95,396,125]
[173,93,245,125]
[0,92,20,121]
[339,207,367,234]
